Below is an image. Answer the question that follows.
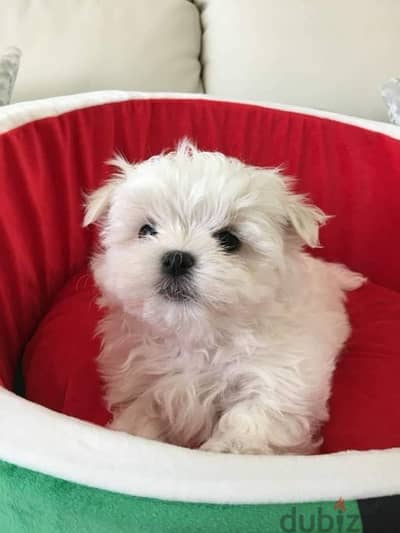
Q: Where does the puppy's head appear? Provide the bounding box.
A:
[84,140,326,334]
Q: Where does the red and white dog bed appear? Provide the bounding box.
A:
[0,92,399,532]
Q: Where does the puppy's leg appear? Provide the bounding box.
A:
[329,262,366,291]
[109,396,165,442]
[201,400,316,455]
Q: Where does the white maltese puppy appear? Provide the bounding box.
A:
[84,140,364,455]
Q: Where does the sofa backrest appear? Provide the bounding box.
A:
[197,0,399,121]
[1,1,399,120]
[0,0,202,102]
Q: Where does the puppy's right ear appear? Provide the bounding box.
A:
[83,180,120,227]
[83,155,131,227]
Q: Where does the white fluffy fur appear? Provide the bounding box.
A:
[84,140,365,455]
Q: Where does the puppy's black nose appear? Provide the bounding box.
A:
[161,250,195,277]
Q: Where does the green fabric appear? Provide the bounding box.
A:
[0,460,363,532]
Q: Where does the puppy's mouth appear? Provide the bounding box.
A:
[157,277,196,303]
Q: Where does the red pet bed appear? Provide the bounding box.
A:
[0,92,399,532]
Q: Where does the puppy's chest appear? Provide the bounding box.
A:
[135,338,258,406]
[139,341,226,380]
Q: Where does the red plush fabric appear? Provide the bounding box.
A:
[322,283,400,452]
[22,270,400,452]
[0,97,399,450]
[23,272,109,426]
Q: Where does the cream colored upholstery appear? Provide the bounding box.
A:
[1,0,398,120]
[197,0,399,120]
[0,0,202,102]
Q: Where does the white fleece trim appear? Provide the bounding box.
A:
[0,389,399,504]
[0,90,399,140]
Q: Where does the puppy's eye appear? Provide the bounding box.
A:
[213,229,241,253]
[139,224,157,238]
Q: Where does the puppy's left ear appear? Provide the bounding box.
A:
[286,194,328,248]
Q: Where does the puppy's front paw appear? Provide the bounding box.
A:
[200,434,272,455]
[109,400,165,442]
[109,415,161,439]
[200,437,231,454]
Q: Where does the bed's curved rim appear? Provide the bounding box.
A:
[0,388,398,504]
[0,90,399,140]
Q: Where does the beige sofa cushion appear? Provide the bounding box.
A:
[198,0,400,120]
[1,0,202,102]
